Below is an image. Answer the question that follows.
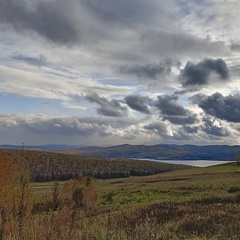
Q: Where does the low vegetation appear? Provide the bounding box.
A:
[0,150,240,239]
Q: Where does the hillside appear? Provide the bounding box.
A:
[74,144,239,160]
[33,162,240,240]
[1,143,239,160]
[0,149,193,182]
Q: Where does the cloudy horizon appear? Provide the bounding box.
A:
[1,0,240,146]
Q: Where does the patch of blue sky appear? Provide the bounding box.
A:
[60,102,94,117]
[0,94,38,114]
[0,93,65,115]
[178,95,189,107]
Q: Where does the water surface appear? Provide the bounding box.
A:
[141,159,234,167]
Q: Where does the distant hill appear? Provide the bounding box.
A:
[0,144,84,151]
[75,144,239,161]
[1,144,239,160]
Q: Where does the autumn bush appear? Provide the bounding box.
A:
[0,154,33,240]
[61,176,98,213]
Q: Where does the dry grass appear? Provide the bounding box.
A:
[3,162,239,240]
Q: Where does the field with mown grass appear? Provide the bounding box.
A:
[28,162,240,240]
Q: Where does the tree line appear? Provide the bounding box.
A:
[0,149,192,182]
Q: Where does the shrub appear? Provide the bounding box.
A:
[228,186,240,193]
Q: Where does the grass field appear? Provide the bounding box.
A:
[25,162,240,239]
[34,162,240,207]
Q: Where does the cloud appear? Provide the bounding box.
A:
[182,125,199,134]
[0,0,79,45]
[155,95,197,125]
[139,31,227,60]
[0,63,134,105]
[85,93,128,117]
[144,122,171,136]
[1,0,240,146]
[0,113,169,145]
[155,95,188,116]
[23,116,109,136]
[0,0,180,49]
[163,115,197,125]
[81,0,178,32]
[179,58,229,88]
[119,59,180,79]
[201,117,230,137]
[125,95,151,114]
[230,42,240,51]
[12,54,47,67]
[0,113,123,137]
[191,92,240,122]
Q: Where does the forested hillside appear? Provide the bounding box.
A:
[75,144,239,160]
[1,144,239,160]
[0,149,193,182]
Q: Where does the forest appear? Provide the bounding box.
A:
[0,149,192,182]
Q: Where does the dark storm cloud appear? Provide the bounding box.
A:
[120,59,180,79]
[155,95,188,116]
[0,0,228,60]
[0,0,177,46]
[179,58,229,88]
[155,95,197,125]
[0,0,79,44]
[163,115,197,125]
[85,93,127,117]
[191,92,240,122]
[201,117,230,137]
[144,122,169,136]
[124,95,151,114]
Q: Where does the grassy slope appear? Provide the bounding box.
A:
[34,162,240,208]
[98,162,240,207]
[31,162,240,239]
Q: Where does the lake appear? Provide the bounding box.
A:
[140,159,234,167]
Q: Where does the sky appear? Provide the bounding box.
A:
[1,0,240,146]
